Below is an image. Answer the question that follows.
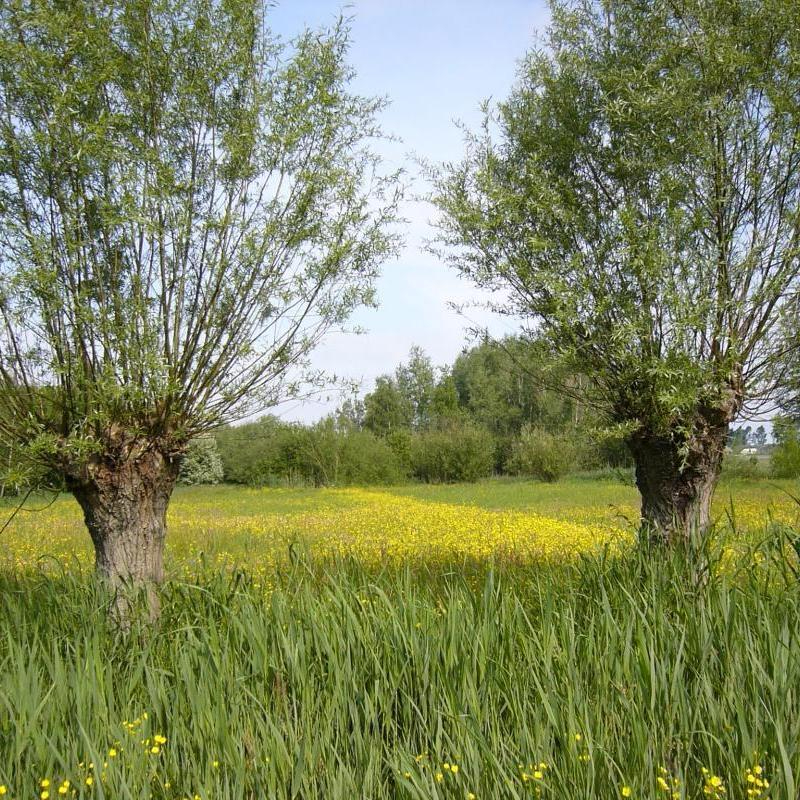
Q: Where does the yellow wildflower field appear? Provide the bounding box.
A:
[0,478,797,576]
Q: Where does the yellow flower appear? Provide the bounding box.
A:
[703,772,725,797]
[0,786,6,796]
[622,787,632,798]
[451,765,459,774]
[534,771,543,780]
[108,748,117,758]
[468,794,476,800]
[85,777,93,787]
[41,792,49,800]
[658,776,670,791]
[435,772,444,783]
[40,781,50,789]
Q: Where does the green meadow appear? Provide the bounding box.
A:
[0,478,797,799]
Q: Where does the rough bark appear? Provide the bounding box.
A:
[629,417,729,547]
[68,444,180,622]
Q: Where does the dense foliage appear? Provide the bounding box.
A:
[215,416,405,487]
[770,417,800,479]
[508,425,577,483]
[177,437,224,486]
[408,421,495,483]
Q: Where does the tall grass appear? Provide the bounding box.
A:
[0,542,797,799]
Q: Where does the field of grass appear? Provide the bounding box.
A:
[1,478,799,799]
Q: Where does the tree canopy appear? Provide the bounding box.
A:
[0,0,401,473]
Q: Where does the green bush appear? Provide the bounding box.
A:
[410,423,494,483]
[216,416,407,487]
[215,414,627,486]
[296,420,407,486]
[772,437,800,479]
[385,429,413,474]
[508,425,577,482]
[564,426,634,472]
[178,436,224,485]
[216,417,303,485]
[722,454,765,480]
[338,430,407,485]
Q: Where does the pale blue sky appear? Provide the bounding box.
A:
[266,1,551,421]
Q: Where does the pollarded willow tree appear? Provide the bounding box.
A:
[433,0,800,545]
[0,0,401,604]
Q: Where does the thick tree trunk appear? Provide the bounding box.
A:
[68,446,179,621]
[629,419,728,547]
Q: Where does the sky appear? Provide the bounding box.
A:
[264,1,551,422]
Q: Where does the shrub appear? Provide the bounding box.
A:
[216,417,306,485]
[339,430,407,485]
[179,436,225,485]
[297,420,407,486]
[385,429,413,474]
[217,416,407,487]
[722,454,765,480]
[508,425,577,482]
[410,423,494,483]
[567,426,634,472]
[772,436,800,479]
[216,417,280,484]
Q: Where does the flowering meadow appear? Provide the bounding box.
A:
[2,479,796,577]
[1,479,799,799]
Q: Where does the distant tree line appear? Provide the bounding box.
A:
[193,336,632,487]
[184,341,800,487]
[6,333,799,491]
